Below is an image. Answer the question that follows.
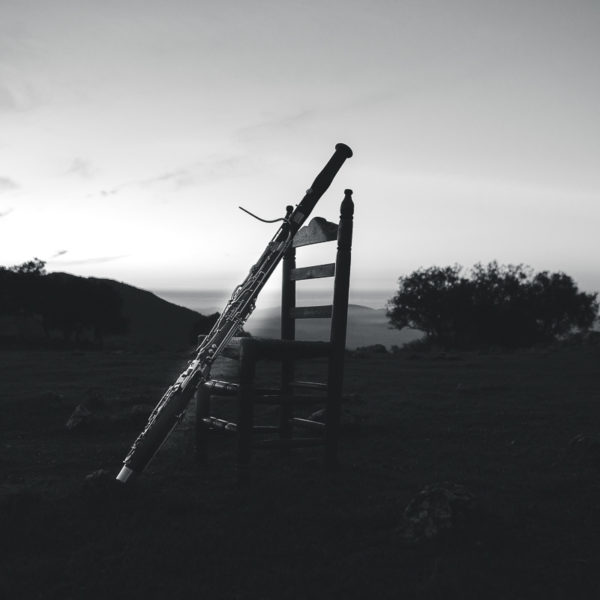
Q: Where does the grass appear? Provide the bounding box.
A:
[1,342,600,599]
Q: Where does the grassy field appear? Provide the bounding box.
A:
[1,341,600,599]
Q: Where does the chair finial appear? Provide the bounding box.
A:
[341,189,354,216]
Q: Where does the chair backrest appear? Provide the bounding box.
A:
[280,189,354,354]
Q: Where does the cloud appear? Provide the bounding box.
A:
[0,85,18,111]
[236,109,315,141]
[0,78,41,113]
[0,177,19,192]
[88,156,244,201]
[139,168,194,189]
[66,158,93,179]
[48,254,128,266]
[0,208,14,217]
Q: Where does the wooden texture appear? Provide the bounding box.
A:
[280,244,296,445]
[253,438,325,449]
[290,381,328,391]
[203,416,237,432]
[291,305,333,319]
[325,189,354,467]
[292,217,338,247]
[237,339,256,481]
[291,417,326,430]
[254,394,328,406]
[201,379,239,395]
[243,337,331,360]
[290,263,335,281]
[194,385,211,463]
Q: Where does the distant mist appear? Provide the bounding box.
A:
[153,288,394,315]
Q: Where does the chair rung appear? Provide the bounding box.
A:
[203,417,237,432]
[292,417,326,430]
[253,438,325,450]
[202,418,278,434]
[202,380,239,395]
[290,381,328,391]
[290,263,335,281]
[291,305,332,319]
[244,338,331,359]
[254,387,283,396]
[254,394,327,406]
[253,425,280,433]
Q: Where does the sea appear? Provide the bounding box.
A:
[152,288,392,315]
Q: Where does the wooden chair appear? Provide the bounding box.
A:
[195,189,354,477]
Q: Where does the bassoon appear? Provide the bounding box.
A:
[116,143,353,483]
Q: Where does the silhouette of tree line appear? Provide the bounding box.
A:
[0,258,127,345]
[387,262,599,349]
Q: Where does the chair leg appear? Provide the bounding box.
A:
[279,353,294,455]
[195,385,211,464]
[279,392,293,457]
[325,386,342,470]
[237,341,257,483]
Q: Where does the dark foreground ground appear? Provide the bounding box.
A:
[1,341,600,599]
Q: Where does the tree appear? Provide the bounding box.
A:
[387,262,598,348]
[8,258,46,276]
[386,265,473,343]
[0,258,47,317]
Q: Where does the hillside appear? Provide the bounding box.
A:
[245,304,423,349]
[0,272,213,351]
[1,271,420,351]
[92,278,215,350]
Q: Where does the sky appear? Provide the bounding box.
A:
[1,0,599,311]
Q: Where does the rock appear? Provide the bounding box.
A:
[65,404,96,431]
[66,398,153,432]
[402,482,479,544]
[84,468,111,483]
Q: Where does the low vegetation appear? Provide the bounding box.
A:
[2,258,599,597]
[2,341,600,598]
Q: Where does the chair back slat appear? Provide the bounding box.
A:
[292,217,338,247]
[290,263,335,281]
[291,305,333,319]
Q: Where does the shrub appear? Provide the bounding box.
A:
[387,262,598,349]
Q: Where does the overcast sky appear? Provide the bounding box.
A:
[1,0,599,309]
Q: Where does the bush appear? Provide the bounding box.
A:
[387,262,598,349]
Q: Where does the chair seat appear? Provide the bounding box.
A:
[240,337,332,360]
